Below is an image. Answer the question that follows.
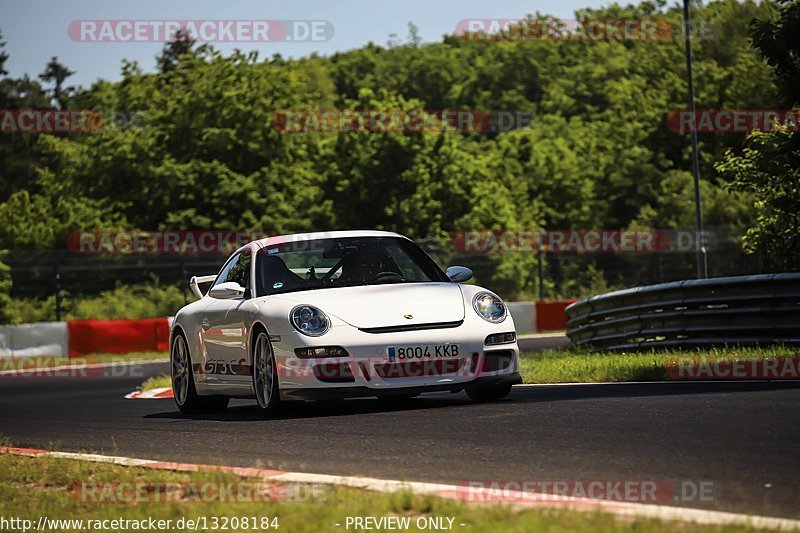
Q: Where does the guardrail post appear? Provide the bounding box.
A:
[537,246,544,299]
[54,266,62,322]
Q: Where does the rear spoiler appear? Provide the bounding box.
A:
[189,275,216,299]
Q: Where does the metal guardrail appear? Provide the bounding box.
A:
[5,251,228,299]
[565,273,800,350]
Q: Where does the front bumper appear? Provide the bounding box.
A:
[271,321,520,399]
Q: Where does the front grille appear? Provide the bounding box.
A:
[359,320,463,334]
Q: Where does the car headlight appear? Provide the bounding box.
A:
[473,292,507,323]
[290,305,330,336]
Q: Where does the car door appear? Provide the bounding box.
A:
[201,250,253,383]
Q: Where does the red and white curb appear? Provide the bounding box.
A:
[1,446,798,530]
[125,387,173,399]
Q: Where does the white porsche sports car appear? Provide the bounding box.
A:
[170,230,521,414]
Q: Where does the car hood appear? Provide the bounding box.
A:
[270,282,465,329]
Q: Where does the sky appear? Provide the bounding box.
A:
[0,0,602,88]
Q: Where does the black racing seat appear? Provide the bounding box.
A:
[258,255,303,295]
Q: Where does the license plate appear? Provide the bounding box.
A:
[387,344,461,362]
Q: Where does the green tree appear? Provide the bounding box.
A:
[715,0,800,272]
[749,0,800,106]
[0,36,51,199]
[407,22,422,46]
[717,128,800,271]
[38,56,75,109]
[0,29,8,77]
[157,28,198,74]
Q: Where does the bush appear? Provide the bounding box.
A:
[6,295,58,324]
[0,254,11,324]
[66,283,189,321]
[4,283,194,324]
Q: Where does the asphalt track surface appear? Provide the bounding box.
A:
[1,358,799,521]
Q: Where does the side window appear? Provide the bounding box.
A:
[228,250,252,295]
[214,251,252,297]
[214,253,241,287]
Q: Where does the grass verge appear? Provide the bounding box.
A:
[0,449,765,532]
[140,374,172,392]
[520,346,799,383]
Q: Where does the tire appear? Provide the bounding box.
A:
[252,330,280,414]
[466,383,513,402]
[171,332,201,414]
[172,332,230,414]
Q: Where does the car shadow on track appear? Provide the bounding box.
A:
[143,394,478,421]
[143,381,798,421]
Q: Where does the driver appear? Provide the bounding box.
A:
[338,247,398,284]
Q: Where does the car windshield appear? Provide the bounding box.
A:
[255,236,448,296]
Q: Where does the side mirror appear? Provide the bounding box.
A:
[208,281,246,299]
[446,266,473,283]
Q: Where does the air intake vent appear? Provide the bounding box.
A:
[358,320,463,334]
